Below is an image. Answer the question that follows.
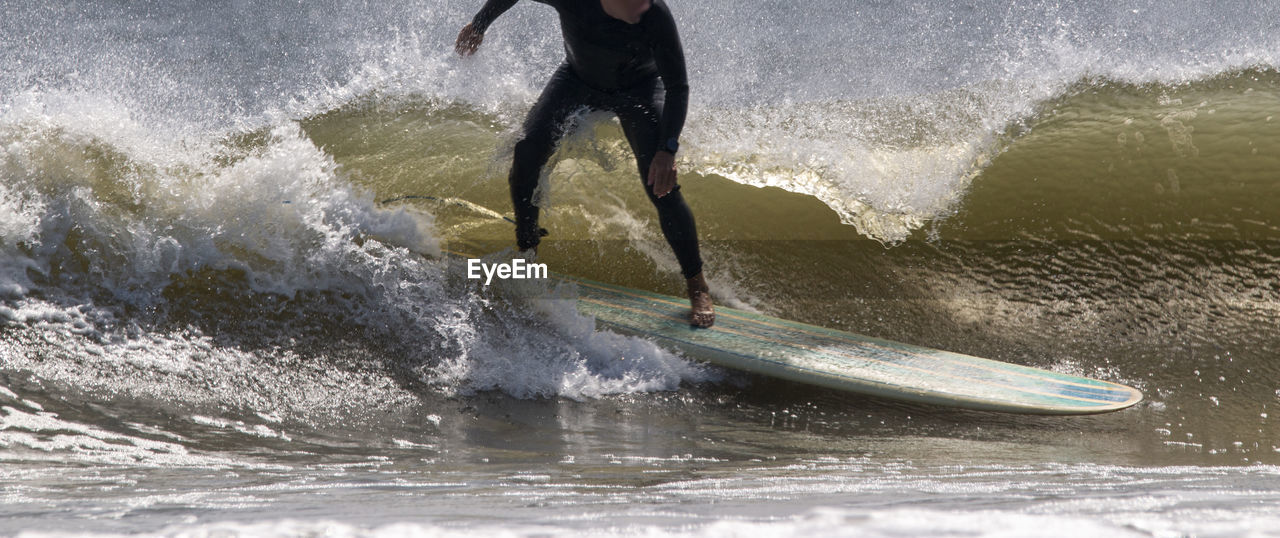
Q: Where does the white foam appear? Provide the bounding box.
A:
[14,507,1280,538]
[427,274,718,400]
[1,101,714,403]
[191,415,292,442]
[0,405,243,468]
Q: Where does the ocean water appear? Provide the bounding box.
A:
[3,1,1280,536]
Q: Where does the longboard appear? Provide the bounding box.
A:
[556,273,1142,415]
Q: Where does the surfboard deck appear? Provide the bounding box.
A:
[555,273,1143,415]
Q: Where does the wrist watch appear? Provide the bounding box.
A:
[663,137,679,154]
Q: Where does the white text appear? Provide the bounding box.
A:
[467,258,548,285]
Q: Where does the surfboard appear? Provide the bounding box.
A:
[554,273,1143,415]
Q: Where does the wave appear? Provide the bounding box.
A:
[2,70,1277,420]
[4,1,1280,439]
[944,69,1280,241]
[0,100,711,412]
[292,68,1280,243]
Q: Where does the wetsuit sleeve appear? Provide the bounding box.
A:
[648,1,690,146]
[469,0,519,33]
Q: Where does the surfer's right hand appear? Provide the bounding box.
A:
[455,23,484,56]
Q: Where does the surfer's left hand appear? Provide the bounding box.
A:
[455,23,484,56]
[648,151,677,198]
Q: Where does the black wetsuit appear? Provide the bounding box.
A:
[470,0,702,279]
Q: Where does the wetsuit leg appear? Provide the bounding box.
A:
[509,64,590,250]
[614,79,704,279]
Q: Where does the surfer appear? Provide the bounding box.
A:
[456,0,714,328]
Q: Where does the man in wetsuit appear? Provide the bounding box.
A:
[456,0,714,328]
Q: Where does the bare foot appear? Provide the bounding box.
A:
[686,272,715,328]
